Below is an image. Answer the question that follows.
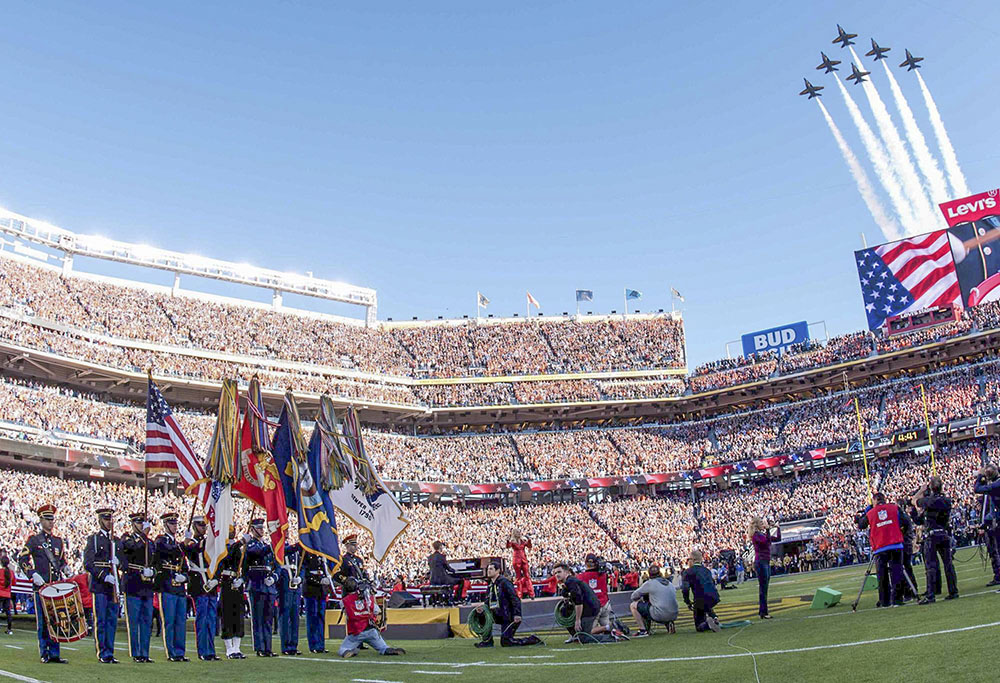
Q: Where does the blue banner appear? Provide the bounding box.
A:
[741,321,809,357]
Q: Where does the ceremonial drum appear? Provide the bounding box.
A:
[38,581,88,643]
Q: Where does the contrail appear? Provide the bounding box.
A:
[849,47,937,233]
[835,76,918,234]
[817,99,902,241]
[880,61,950,214]
[915,70,970,199]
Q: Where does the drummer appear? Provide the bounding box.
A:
[17,503,68,664]
[122,511,158,663]
[84,506,120,664]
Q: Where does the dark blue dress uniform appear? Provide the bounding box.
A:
[243,523,278,656]
[915,491,960,602]
[278,541,304,655]
[18,504,67,663]
[121,513,158,662]
[83,508,120,663]
[302,550,335,652]
[155,514,188,661]
[183,519,220,660]
[974,472,1000,584]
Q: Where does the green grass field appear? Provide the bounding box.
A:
[2,547,997,682]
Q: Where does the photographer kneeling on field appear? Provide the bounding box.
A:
[475,561,542,648]
[577,554,614,636]
[338,577,405,658]
[553,563,600,643]
[629,565,678,637]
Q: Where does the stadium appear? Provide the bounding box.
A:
[2,7,999,683]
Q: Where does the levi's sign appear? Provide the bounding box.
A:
[741,321,809,357]
[939,189,1000,227]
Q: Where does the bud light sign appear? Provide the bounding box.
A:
[741,321,809,357]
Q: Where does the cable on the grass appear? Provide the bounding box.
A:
[468,606,494,639]
[726,623,761,683]
[553,599,576,628]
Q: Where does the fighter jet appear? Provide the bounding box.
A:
[846,63,871,85]
[899,49,924,71]
[799,78,824,99]
[832,24,857,48]
[816,52,841,74]
[865,39,891,61]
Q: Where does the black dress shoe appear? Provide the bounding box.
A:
[310,649,328,654]
[46,658,68,664]
[133,657,144,663]
[255,651,264,657]
[265,651,278,657]
[144,658,155,663]
[233,653,247,659]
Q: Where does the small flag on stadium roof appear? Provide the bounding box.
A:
[527,291,540,309]
[576,289,593,302]
[671,288,684,302]
[626,289,642,300]
[477,291,490,308]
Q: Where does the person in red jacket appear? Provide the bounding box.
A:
[506,531,534,599]
[577,554,613,635]
[0,552,13,634]
[337,578,405,658]
[67,573,94,635]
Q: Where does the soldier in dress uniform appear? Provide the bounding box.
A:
[278,533,304,656]
[333,534,367,585]
[243,519,279,657]
[183,515,221,661]
[18,503,67,664]
[83,506,120,664]
[301,547,335,653]
[155,512,189,662]
[219,525,247,659]
[121,511,158,663]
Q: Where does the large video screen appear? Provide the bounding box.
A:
[939,189,1000,306]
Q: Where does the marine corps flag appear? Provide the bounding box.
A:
[271,391,341,569]
[233,378,288,564]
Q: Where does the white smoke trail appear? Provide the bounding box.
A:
[915,70,970,199]
[880,61,950,213]
[817,99,902,242]
[848,47,937,233]
[835,76,918,234]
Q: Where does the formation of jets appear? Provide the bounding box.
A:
[800,25,924,98]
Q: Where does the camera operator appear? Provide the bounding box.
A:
[974,464,1000,587]
[912,476,959,604]
[475,561,542,648]
[856,492,912,608]
[553,563,600,643]
[337,577,405,658]
[577,554,614,636]
[681,550,721,633]
[895,498,919,602]
[629,565,678,637]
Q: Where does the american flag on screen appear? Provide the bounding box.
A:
[855,230,961,331]
[146,377,210,502]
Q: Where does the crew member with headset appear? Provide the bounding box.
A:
[18,503,67,664]
[475,560,541,648]
[913,476,960,604]
[219,526,247,659]
[856,491,912,607]
[83,506,120,664]
[183,514,221,661]
[278,532,304,656]
[243,519,279,657]
[302,548,333,653]
[155,512,189,662]
[974,464,1000,587]
[121,511,158,663]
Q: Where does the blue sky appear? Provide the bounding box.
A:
[0,1,997,368]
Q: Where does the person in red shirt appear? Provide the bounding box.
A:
[0,552,13,634]
[506,531,534,599]
[67,573,94,635]
[337,578,405,658]
[577,554,613,635]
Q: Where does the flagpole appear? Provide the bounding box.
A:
[623,288,627,317]
[526,293,529,319]
[920,383,936,476]
[145,368,152,519]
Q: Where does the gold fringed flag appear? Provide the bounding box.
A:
[206,379,241,484]
[316,396,351,491]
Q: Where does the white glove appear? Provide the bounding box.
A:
[264,576,275,587]
[205,579,218,591]
[32,572,44,586]
[233,578,244,589]
[111,555,119,567]
[184,530,193,540]
[141,567,155,578]
[174,573,187,584]
[142,522,151,533]
[242,534,252,543]
[320,576,331,587]
[103,574,116,585]
[289,578,301,590]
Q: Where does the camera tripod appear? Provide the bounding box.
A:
[851,552,918,612]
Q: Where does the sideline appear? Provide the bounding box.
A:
[281,620,1000,668]
[0,670,47,683]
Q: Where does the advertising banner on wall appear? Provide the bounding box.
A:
[741,321,810,357]
[939,189,1000,306]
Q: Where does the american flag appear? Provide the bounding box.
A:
[146,377,209,503]
[855,230,961,330]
